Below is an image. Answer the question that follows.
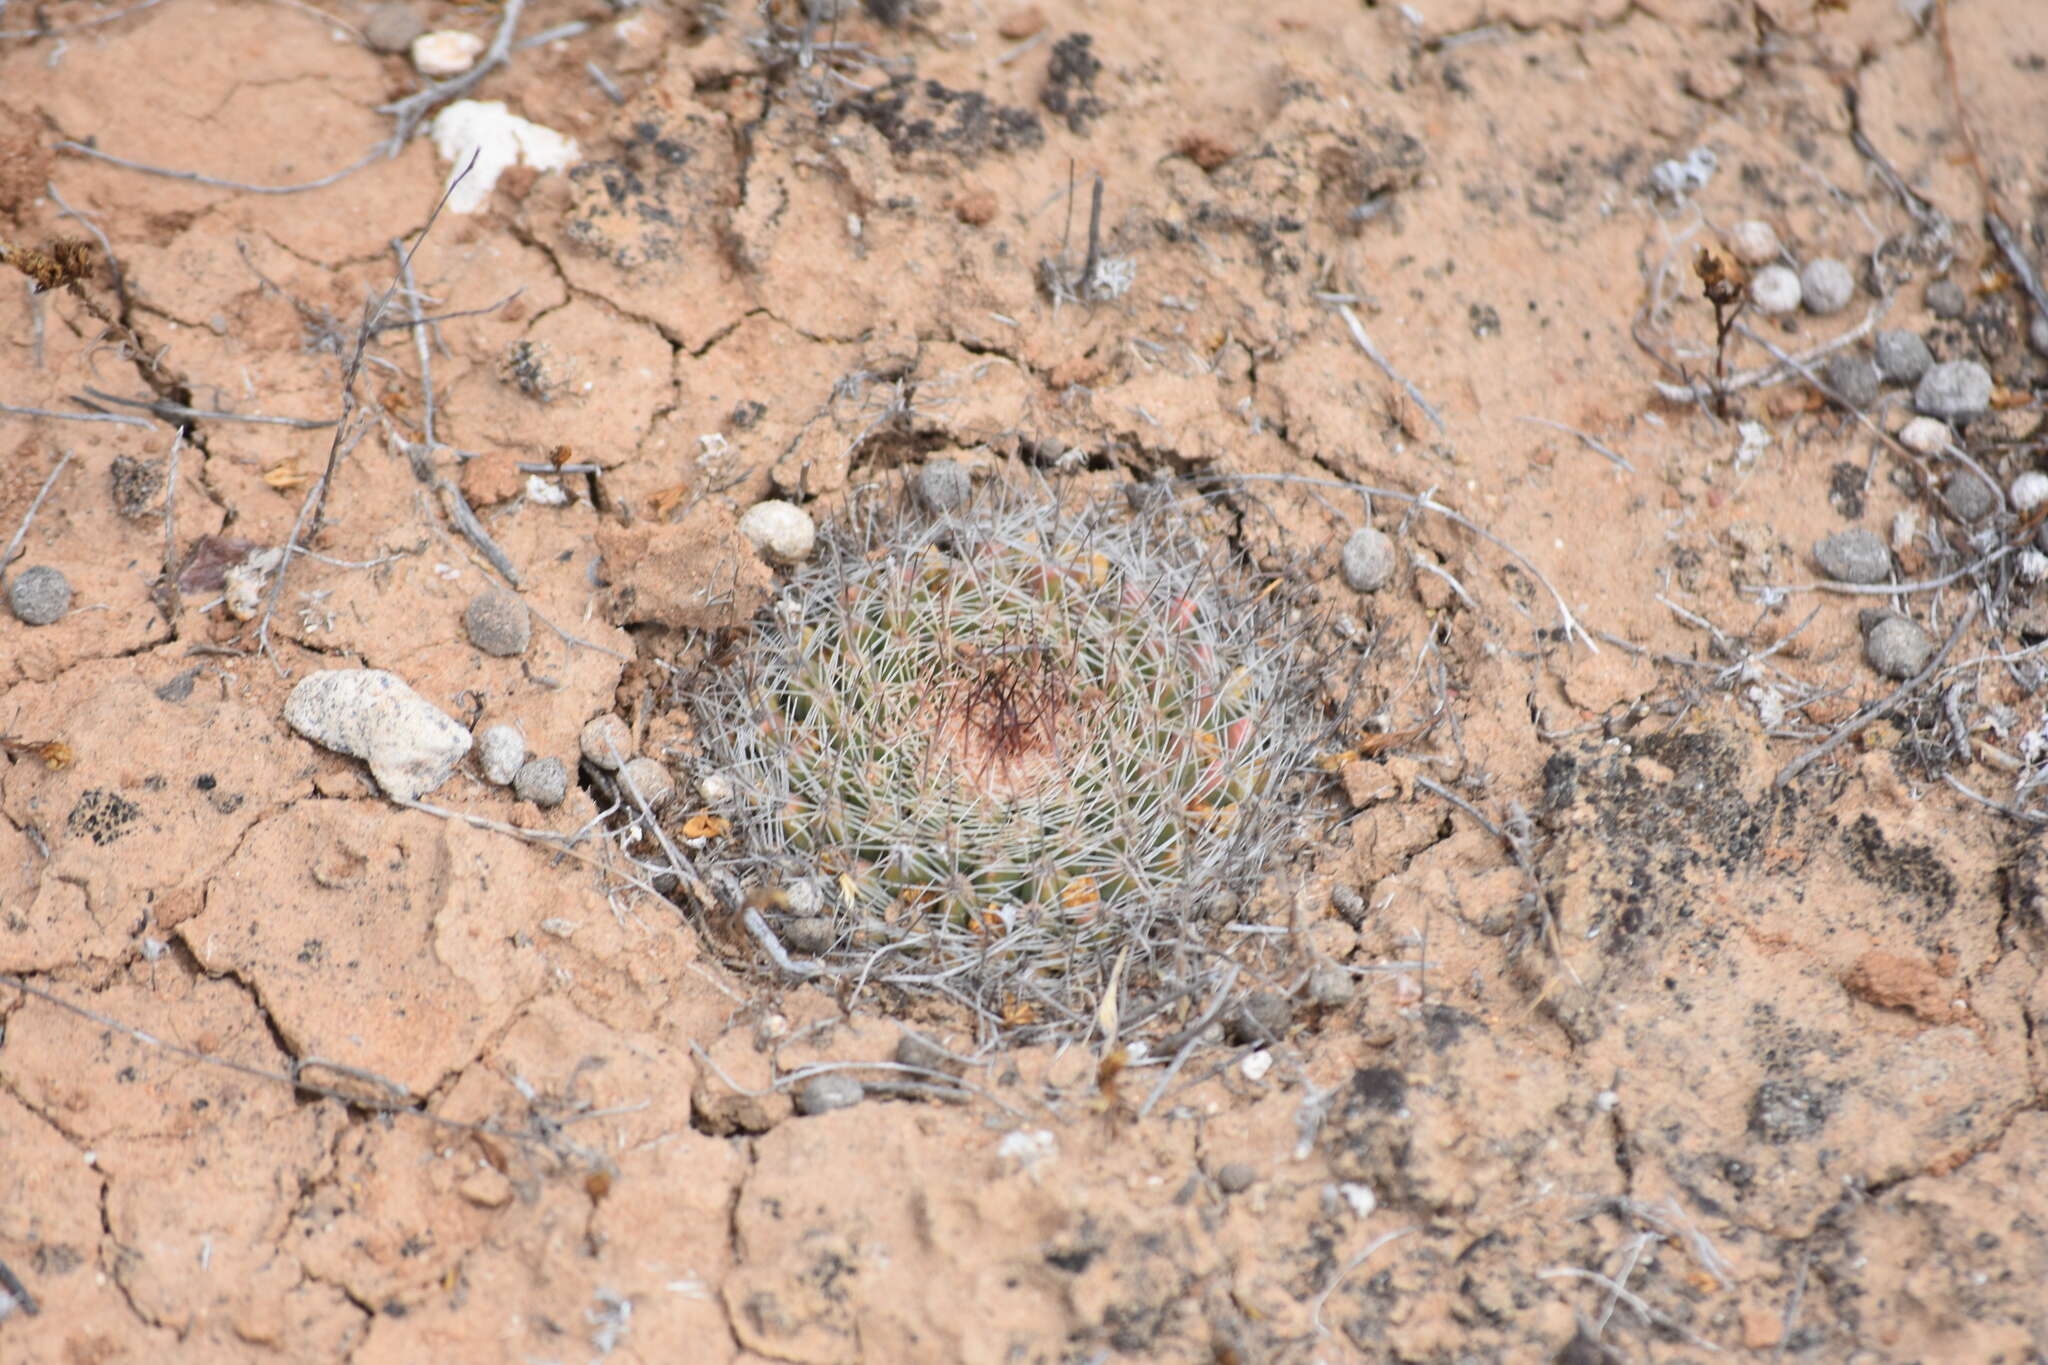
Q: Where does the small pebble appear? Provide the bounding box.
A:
[463,588,530,657]
[738,499,816,565]
[1727,219,1780,267]
[363,1,424,53]
[512,756,568,807]
[6,565,71,626]
[782,916,836,955]
[1925,278,1966,319]
[1330,883,1366,924]
[477,724,525,785]
[1898,416,1951,456]
[411,29,483,76]
[1820,352,1879,409]
[1873,330,1935,385]
[1749,264,1801,315]
[2031,312,2048,358]
[1215,1163,1257,1195]
[1865,616,1933,680]
[697,771,734,805]
[2012,471,2048,514]
[1941,471,1996,522]
[915,459,973,513]
[1339,527,1397,593]
[1812,529,1891,584]
[620,756,676,810]
[895,1032,964,1076]
[794,1073,865,1116]
[1800,258,1856,316]
[1913,360,1993,422]
[579,713,632,770]
[1225,991,1293,1046]
[1307,961,1355,1007]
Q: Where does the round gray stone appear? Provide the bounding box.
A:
[463,588,530,657]
[783,916,836,955]
[477,724,525,785]
[1307,961,1355,1007]
[1924,278,1966,319]
[1821,352,1879,409]
[1812,529,1891,584]
[1340,527,1397,593]
[512,755,568,807]
[1800,257,1856,315]
[363,2,424,52]
[794,1073,865,1116]
[1215,1162,1257,1195]
[1866,616,1932,680]
[6,565,71,626]
[2032,311,2048,358]
[1225,991,1293,1046]
[1942,472,1996,523]
[579,713,632,770]
[1913,360,1994,422]
[915,459,972,513]
[620,756,676,810]
[895,1032,964,1076]
[1873,330,1934,385]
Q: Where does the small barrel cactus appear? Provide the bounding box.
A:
[686,476,1329,1036]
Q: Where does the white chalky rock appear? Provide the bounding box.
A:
[286,669,471,802]
[477,724,525,786]
[2011,471,2048,514]
[411,29,483,76]
[739,499,817,565]
[1749,264,1802,315]
[1897,416,1950,455]
[1727,219,1781,267]
[429,100,580,214]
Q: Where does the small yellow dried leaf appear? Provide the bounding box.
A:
[261,460,311,491]
[681,812,730,840]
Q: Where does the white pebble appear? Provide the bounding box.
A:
[697,771,734,804]
[1749,264,1801,315]
[2011,471,2048,513]
[1240,1050,1274,1082]
[2019,550,2048,585]
[1800,257,1856,315]
[1897,416,1950,455]
[1340,526,1397,593]
[477,724,525,785]
[1727,219,1780,266]
[738,500,817,565]
[285,669,472,802]
[411,30,483,76]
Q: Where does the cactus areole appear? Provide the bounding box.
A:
[690,479,1329,1031]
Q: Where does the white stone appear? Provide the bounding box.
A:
[2011,471,2048,513]
[738,499,817,565]
[429,100,580,214]
[285,669,472,802]
[1727,219,1780,266]
[1800,257,1856,315]
[1749,264,1801,315]
[411,29,483,77]
[477,724,525,785]
[1897,416,1951,455]
[697,771,734,804]
[1240,1049,1274,1082]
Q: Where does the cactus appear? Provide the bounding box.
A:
[688,476,1329,1035]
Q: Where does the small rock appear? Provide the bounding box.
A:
[284,669,472,802]
[411,29,482,77]
[1812,529,1891,584]
[2031,311,2048,358]
[895,1032,964,1076]
[2012,471,2048,514]
[1340,527,1397,593]
[1899,416,1951,456]
[363,1,424,53]
[1307,961,1355,1007]
[1749,264,1801,316]
[916,459,973,513]
[1873,330,1934,385]
[1925,278,1966,319]
[476,724,524,785]
[1865,616,1932,680]
[1820,352,1879,409]
[1800,258,1855,316]
[1914,360,1993,422]
[459,450,525,508]
[1225,991,1293,1046]
[620,756,676,810]
[456,1167,513,1208]
[794,1073,865,1116]
[109,455,165,519]
[1727,219,1780,267]
[579,713,632,770]
[1942,471,1996,522]
[738,500,816,565]
[697,771,734,805]
[782,917,836,955]
[1215,1162,1257,1194]
[6,565,71,626]
[1331,883,1367,925]
[463,588,530,657]
[513,756,568,807]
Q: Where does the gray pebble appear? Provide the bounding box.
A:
[1225,991,1293,1046]
[1749,264,1802,315]
[1913,360,1994,422]
[895,1032,964,1076]
[579,713,632,770]
[1340,527,1397,593]
[6,565,71,626]
[1812,528,1891,584]
[783,916,836,955]
[794,1073,865,1116]
[1820,352,1879,409]
[463,588,530,657]
[1866,616,1932,680]
[915,459,972,513]
[512,756,568,807]
[1306,961,1355,1007]
[620,756,676,810]
[363,1,424,52]
[1873,330,1934,385]
[2032,311,2048,358]
[1800,257,1856,316]
[1215,1162,1257,1194]
[477,724,525,785]
[1925,278,1966,319]
[1942,471,1996,522]
[1330,883,1367,925]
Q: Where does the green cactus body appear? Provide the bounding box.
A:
[693,479,1324,1023]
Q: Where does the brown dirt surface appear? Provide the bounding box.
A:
[4,1,2048,1362]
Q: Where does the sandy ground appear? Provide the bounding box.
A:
[3,0,2047,1360]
